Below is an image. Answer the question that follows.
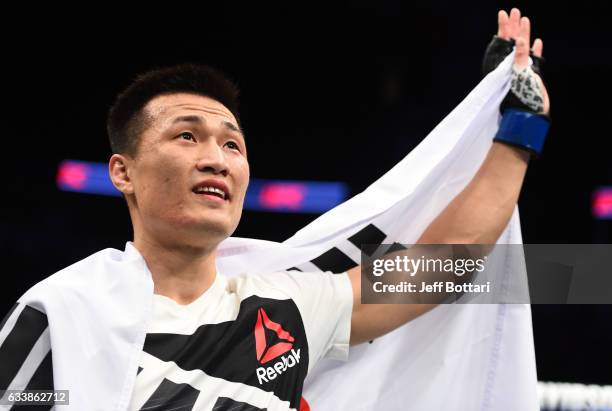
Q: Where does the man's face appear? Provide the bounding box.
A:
[122,93,249,246]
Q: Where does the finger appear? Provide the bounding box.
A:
[498,10,510,39]
[520,16,530,44]
[532,38,543,57]
[509,8,521,39]
[515,16,530,67]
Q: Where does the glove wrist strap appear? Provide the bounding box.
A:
[493,109,550,158]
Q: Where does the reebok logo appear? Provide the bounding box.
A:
[256,348,301,385]
[254,307,300,385]
[254,307,295,363]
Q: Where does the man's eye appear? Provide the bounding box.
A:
[179,132,195,141]
[225,141,240,151]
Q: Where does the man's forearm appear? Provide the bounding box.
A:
[417,142,530,245]
[349,8,550,346]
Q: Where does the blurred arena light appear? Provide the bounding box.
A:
[592,187,612,220]
[539,381,612,410]
[56,159,349,214]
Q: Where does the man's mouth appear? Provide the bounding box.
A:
[192,185,229,202]
[191,179,231,203]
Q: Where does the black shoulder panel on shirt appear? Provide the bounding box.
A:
[139,378,199,411]
[143,296,309,409]
[213,396,265,411]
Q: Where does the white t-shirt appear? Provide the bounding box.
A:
[128,270,353,411]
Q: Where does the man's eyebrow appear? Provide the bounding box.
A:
[172,115,204,125]
[222,120,243,134]
[171,115,243,135]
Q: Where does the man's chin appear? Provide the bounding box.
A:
[184,219,235,241]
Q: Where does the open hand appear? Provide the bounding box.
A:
[498,8,550,114]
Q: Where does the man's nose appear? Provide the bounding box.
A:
[195,139,229,176]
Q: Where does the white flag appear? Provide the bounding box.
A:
[217,51,538,411]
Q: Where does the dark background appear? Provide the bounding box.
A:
[1,1,610,385]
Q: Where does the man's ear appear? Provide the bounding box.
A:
[109,154,135,195]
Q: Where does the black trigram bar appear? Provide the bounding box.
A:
[0,305,49,390]
[0,303,19,332]
[309,224,392,272]
[310,248,358,273]
[386,242,408,254]
[18,350,55,411]
[348,224,387,254]
[139,378,199,411]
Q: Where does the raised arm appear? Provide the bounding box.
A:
[348,8,550,345]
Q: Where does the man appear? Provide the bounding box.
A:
[0,8,548,410]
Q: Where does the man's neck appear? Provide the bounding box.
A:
[132,237,218,305]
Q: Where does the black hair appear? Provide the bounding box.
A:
[107,64,240,156]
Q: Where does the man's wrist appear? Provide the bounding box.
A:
[492,140,531,164]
